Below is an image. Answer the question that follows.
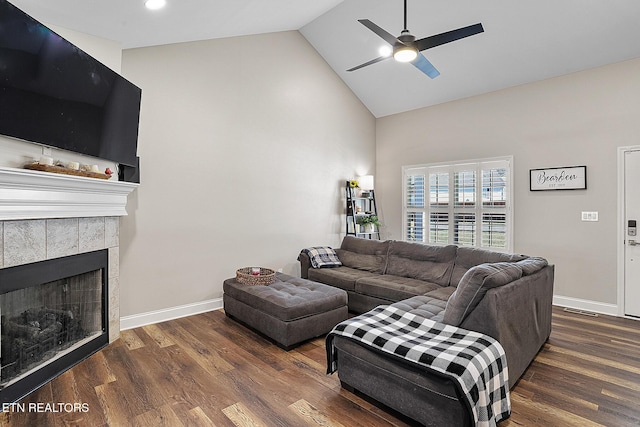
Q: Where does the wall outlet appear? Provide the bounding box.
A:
[581,211,599,222]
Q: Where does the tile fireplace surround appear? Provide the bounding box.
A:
[0,166,138,343]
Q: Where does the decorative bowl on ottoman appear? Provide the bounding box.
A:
[235,267,276,285]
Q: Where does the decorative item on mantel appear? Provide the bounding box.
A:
[24,158,112,180]
[236,267,276,285]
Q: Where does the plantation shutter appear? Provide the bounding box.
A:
[402,157,512,252]
[404,172,425,242]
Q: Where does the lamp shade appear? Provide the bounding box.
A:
[359,175,374,191]
[145,0,166,9]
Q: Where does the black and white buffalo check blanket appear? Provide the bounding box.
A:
[300,247,342,268]
[326,305,511,427]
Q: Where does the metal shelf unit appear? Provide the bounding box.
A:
[345,181,380,239]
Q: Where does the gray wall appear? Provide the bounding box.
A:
[119,31,376,316]
[376,58,640,309]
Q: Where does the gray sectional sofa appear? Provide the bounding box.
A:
[299,236,554,426]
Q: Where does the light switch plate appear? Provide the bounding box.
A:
[581,211,599,221]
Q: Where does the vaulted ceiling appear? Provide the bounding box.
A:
[10,0,640,117]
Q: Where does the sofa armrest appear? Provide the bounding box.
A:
[298,252,312,279]
[459,264,554,388]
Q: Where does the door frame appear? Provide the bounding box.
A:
[617,145,640,318]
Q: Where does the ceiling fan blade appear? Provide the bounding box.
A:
[411,53,440,78]
[415,23,484,51]
[347,55,391,72]
[358,19,401,46]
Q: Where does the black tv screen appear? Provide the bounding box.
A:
[0,0,141,167]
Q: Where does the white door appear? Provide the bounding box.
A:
[624,150,640,317]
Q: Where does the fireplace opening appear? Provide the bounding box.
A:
[0,250,108,406]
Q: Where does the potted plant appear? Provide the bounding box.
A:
[356,215,381,234]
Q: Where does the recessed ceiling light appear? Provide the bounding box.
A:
[145,0,166,10]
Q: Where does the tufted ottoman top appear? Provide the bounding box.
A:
[223,272,347,322]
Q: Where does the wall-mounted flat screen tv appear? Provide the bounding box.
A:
[0,0,141,168]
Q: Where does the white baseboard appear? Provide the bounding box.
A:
[120,298,223,330]
[553,295,618,316]
[118,295,618,331]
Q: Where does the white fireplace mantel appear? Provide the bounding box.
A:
[0,166,138,220]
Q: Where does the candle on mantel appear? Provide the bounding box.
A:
[39,156,53,166]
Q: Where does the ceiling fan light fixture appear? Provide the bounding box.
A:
[393,45,418,63]
[378,45,393,57]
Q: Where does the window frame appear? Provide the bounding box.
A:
[402,156,514,252]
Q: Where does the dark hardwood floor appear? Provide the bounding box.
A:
[1,306,639,426]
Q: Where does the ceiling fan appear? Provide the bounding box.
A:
[347,0,484,78]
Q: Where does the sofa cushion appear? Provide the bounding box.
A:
[331,336,466,425]
[386,241,457,286]
[450,247,527,286]
[396,289,456,323]
[308,266,377,292]
[388,295,448,320]
[336,236,390,274]
[354,275,441,302]
[422,286,457,301]
[516,257,549,275]
[443,262,523,326]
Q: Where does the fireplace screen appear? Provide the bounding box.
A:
[1,270,103,385]
[0,250,108,405]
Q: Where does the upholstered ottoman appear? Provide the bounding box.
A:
[223,272,348,350]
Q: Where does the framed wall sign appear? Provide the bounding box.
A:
[529,166,587,191]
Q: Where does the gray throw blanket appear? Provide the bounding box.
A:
[326,305,511,427]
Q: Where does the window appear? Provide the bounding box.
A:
[403,157,512,252]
